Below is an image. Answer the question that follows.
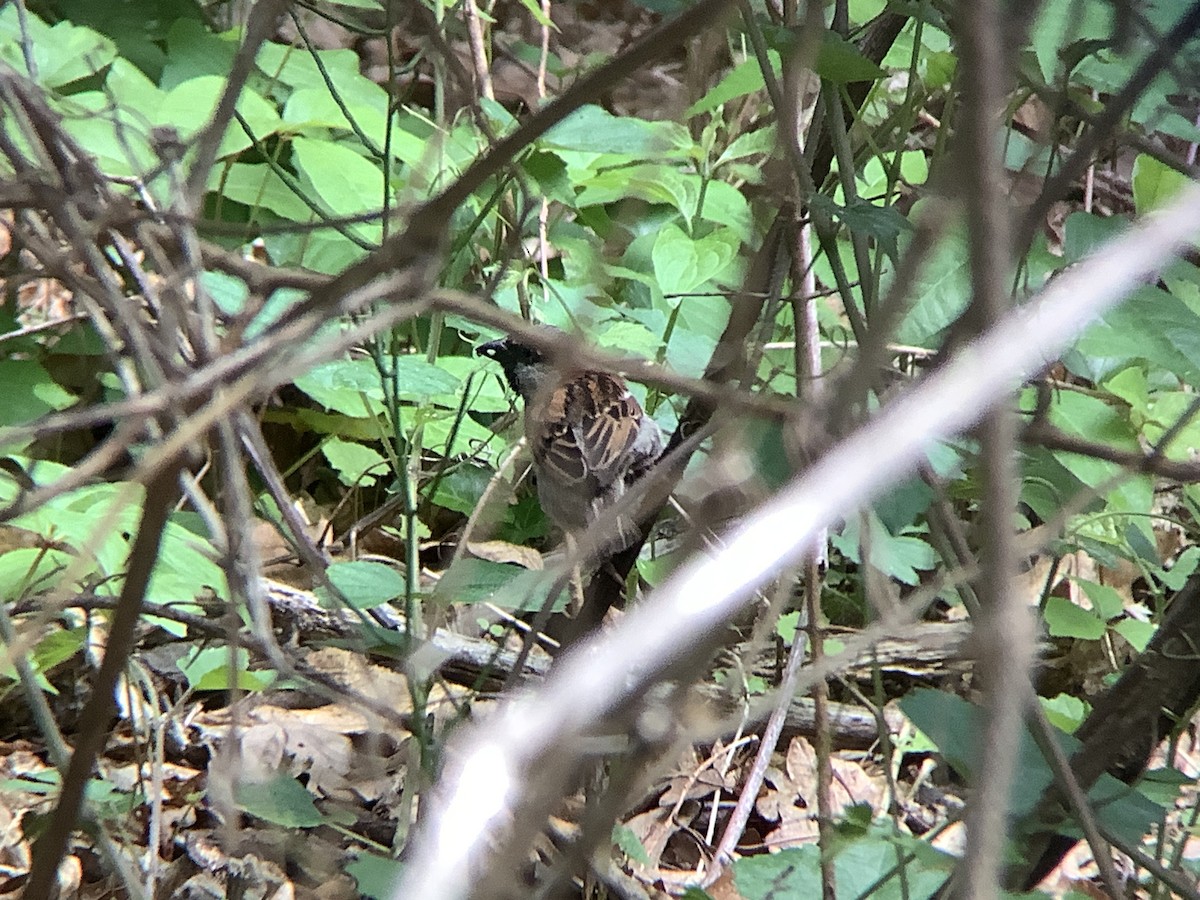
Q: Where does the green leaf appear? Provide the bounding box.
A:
[294,359,385,418]
[811,194,910,260]
[1132,154,1191,215]
[0,548,74,601]
[1029,0,1112,82]
[595,320,660,359]
[161,19,237,90]
[322,438,387,486]
[1040,693,1088,734]
[434,558,567,612]
[429,464,492,515]
[155,76,282,160]
[686,51,778,118]
[324,560,405,609]
[543,105,686,155]
[1044,596,1106,639]
[347,852,404,900]
[209,163,314,221]
[1074,285,1200,383]
[0,360,76,426]
[1113,617,1155,652]
[235,774,326,828]
[522,151,574,205]
[815,31,886,83]
[831,514,935,586]
[612,824,652,865]
[292,136,385,237]
[1076,579,1125,620]
[892,207,970,346]
[1161,546,1200,590]
[652,224,739,296]
[391,355,462,397]
[179,647,274,691]
[901,689,1164,846]
[0,8,116,88]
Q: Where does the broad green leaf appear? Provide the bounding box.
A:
[1074,285,1200,382]
[686,52,777,118]
[294,359,385,417]
[696,180,754,243]
[733,829,950,900]
[1161,546,1200,590]
[652,224,739,296]
[522,151,574,205]
[322,438,387,487]
[210,163,315,221]
[811,194,910,260]
[0,8,116,88]
[292,136,386,232]
[434,558,567,611]
[283,87,387,143]
[595,320,660,358]
[892,209,970,346]
[543,105,686,155]
[429,464,493,515]
[347,853,404,900]
[324,560,406,608]
[1044,595,1106,639]
[0,548,75,601]
[816,31,886,83]
[161,19,237,90]
[257,41,386,109]
[155,76,282,159]
[235,774,326,827]
[612,824,652,865]
[1076,579,1125,620]
[147,519,227,610]
[0,360,76,426]
[1132,153,1191,215]
[179,647,273,691]
[901,689,1164,845]
[58,60,162,176]
[715,124,776,168]
[389,355,462,397]
[1041,693,1088,734]
[1113,617,1155,652]
[832,514,935,585]
[1030,0,1112,82]
[1143,391,1200,459]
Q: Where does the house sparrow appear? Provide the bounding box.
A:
[476,331,664,545]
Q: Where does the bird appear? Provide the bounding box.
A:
[475,329,664,548]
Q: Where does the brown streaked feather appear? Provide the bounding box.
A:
[527,372,642,490]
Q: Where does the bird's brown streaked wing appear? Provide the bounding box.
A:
[527,382,590,485]
[568,373,640,487]
[527,372,641,489]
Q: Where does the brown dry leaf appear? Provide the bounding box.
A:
[764,815,820,851]
[758,738,886,851]
[302,645,410,707]
[706,867,748,900]
[658,744,734,807]
[468,539,544,570]
[623,806,678,882]
[197,701,377,800]
[787,737,885,813]
[754,765,793,822]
